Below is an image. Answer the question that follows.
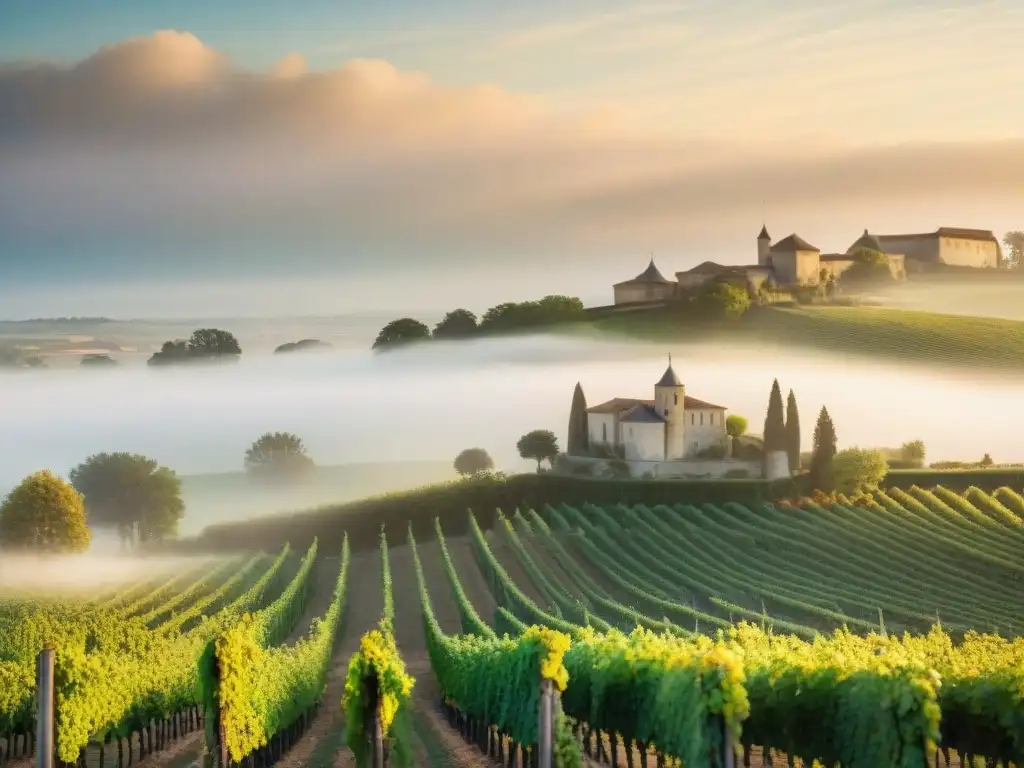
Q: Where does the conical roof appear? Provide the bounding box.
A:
[633,257,673,284]
[655,355,682,387]
[847,229,884,253]
[758,223,770,240]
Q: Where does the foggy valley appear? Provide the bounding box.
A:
[1,317,1022,538]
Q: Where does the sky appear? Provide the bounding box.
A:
[1,0,1023,317]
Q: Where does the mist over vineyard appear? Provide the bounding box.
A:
[0,330,1020,496]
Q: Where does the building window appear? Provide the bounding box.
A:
[700,413,704,425]
[602,423,607,442]
[690,413,695,425]
[709,412,714,425]
[674,393,678,405]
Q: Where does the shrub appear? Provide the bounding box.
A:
[831,448,888,496]
[605,459,631,479]
[696,444,728,460]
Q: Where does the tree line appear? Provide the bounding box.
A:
[0,431,316,554]
[760,378,915,497]
[372,295,587,350]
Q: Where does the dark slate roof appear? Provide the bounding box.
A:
[620,404,667,424]
[684,260,727,274]
[758,223,770,240]
[771,234,819,252]
[587,396,727,413]
[656,363,682,387]
[618,258,674,285]
[819,253,852,262]
[847,229,884,253]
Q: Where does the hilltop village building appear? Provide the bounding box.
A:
[612,225,1002,305]
[586,358,728,462]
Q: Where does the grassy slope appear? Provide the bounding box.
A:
[178,461,455,535]
[589,305,1024,371]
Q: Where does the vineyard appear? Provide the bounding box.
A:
[2,484,1024,768]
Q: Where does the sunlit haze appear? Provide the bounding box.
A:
[2,1,1023,316]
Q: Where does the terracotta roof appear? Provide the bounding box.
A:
[587,395,727,413]
[620,404,666,424]
[587,397,651,414]
[875,227,998,244]
[758,224,770,240]
[771,234,819,253]
[684,395,728,410]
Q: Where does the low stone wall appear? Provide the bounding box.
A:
[558,455,763,480]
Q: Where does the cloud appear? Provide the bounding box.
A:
[1,29,1023,278]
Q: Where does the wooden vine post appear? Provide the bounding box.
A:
[721,718,736,768]
[371,702,383,768]
[538,678,554,768]
[36,648,54,768]
[362,674,384,768]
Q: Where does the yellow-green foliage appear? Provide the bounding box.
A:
[562,627,748,767]
[17,546,288,761]
[344,530,414,767]
[0,470,91,553]
[412,527,570,748]
[215,538,350,762]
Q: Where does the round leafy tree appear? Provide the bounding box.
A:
[187,328,242,357]
[453,448,494,477]
[69,452,184,548]
[726,414,748,458]
[244,432,316,481]
[372,318,431,350]
[433,309,478,340]
[0,470,91,553]
[517,429,559,472]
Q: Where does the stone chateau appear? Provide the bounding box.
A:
[613,224,1002,305]
[586,357,727,462]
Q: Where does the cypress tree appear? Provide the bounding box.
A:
[784,389,801,473]
[810,406,838,491]
[763,379,786,452]
[567,382,590,456]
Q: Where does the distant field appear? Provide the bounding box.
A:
[591,304,1024,371]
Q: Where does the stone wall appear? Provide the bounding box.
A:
[558,455,763,480]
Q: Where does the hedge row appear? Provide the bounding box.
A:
[187,474,790,554]
[882,468,1024,492]
[179,468,1022,555]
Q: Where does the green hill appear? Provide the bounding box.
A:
[590,304,1024,372]
[177,460,455,535]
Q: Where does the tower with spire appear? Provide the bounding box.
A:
[654,354,686,460]
[757,223,772,266]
